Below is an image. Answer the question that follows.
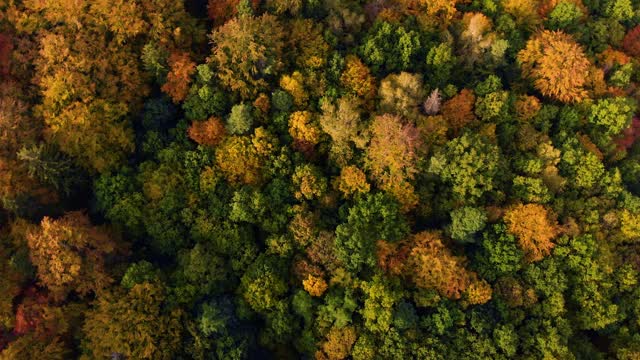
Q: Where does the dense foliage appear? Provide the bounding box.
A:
[1,0,640,358]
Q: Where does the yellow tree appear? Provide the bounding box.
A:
[340,55,377,107]
[518,30,591,103]
[303,274,328,297]
[27,212,121,301]
[289,111,322,145]
[503,203,558,262]
[215,135,264,186]
[366,114,420,210]
[503,0,542,26]
[210,14,285,99]
[335,165,370,198]
[316,326,357,360]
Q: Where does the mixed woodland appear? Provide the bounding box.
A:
[1,0,640,358]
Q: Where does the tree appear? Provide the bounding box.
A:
[188,117,226,147]
[215,135,264,186]
[546,1,584,30]
[286,19,330,71]
[319,96,368,165]
[292,164,327,201]
[366,114,421,210]
[359,21,422,74]
[503,204,558,262]
[382,231,491,303]
[587,97,637,137]
[289,111,322,145]
[623,26,640,58]
[458,13,507,68]
[227,103,254,135]
[441,89,476,134]
[240,255,288,313]
[425,43,456,87]
[423,89,442,115]
[27,212,120,301]
[161,51,196,103]
[477,224,525,280]
[210,14,285,99]
[359,275,402,333]
[317,326,357,360]
[280,71,308,108]
[81,282,183,360]
[560,137,606,191]
[428,132,500,204]
[207,0,260,26]
[340,56,377,105]
[448,207,487,243]
[515,95,541,121]
[378,72,425,121]
[1,334,69,360]
[334,193,409,274]
[303,274,328,297]
[518,30,591,103]
[604,0,634,20]
[367,114,420,185]
[265,0,303,14]
[336,166,370,198]
[17,144,85,197]
[503,0,542,26]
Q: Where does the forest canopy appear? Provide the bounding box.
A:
[1,0,640,359]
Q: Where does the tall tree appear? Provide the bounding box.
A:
[518,30,591,103]
[81,282,183,360]
[209,14,286,99]
[27,212,121,301]
[503,203,558,262]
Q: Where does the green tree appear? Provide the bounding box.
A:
[358,21,422,74]
[448,207,487,243]
[239,255,288,313]
[587,97,637,137]
[334,193,409,274]
[226,103,255,135]
[428,132,501,204]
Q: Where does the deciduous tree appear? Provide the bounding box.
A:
[340,55,377,105]
[623,26,640,58]
[428,132,500,204]
[81,282,183,360]
[518,30,591,103]
[161,51,196,103]
[188,117,226,147]
[378,72,425,121]
[27,212,120,301]
[503,203,558,262]
[210,14,285,99]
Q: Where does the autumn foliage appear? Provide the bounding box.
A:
[623,26,640,58]
[379,232,491,303]
[162,52,196,103]
[504,204,558,262]
[340,55,377,105]
[210,14,285,98]
[518,30,591,103]
[442,89,476,133]
[27,212,120,301]
[188,117,226,147]
[3,0,640,358]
